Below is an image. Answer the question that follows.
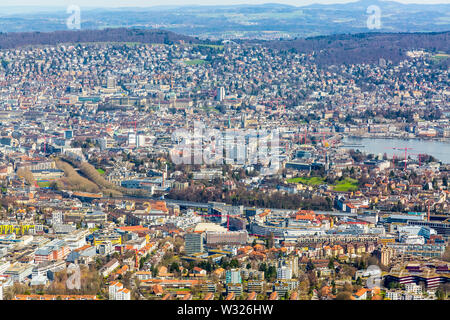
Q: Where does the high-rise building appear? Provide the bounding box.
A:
[128,133,136,147]
[107,76,116,89]
[374,246,395,266]
[185,233,204,255]
[286,257,299,278]
[51,211,63,226]
[226,269,242,284]
[216,87,225,102]
[276,266,292,280]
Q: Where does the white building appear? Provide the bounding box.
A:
[276,266,292,280]
[51,211,63,226]
[109,281,131,300]
[216,87,225,101]
[0,261,11,274]
[100,258,119,278]
[405,283,422,295]
[400,235,425,245]
[386,290,401,300]
[225,269,242,284]
[63,229,89,250]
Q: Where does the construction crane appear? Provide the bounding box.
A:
[307,131,334,148]
[386,147,413,171]
[409,153,425,167]
[425,196,445,222]
[121,120,137,133]
[42,134,58,154]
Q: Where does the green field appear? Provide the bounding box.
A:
[332,178,359,192]
[431,53,450,63]
[287,176,358,192]
[37,181,51,188]
[96,168,105,175]
[184,59,207,65]
[286,176,325,185]
[201,105,219,113]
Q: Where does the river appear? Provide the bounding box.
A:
[341,137,450,164]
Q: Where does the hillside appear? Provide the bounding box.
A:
[263,31,450,66]
[0,28,448,67]
[0,28,204,49]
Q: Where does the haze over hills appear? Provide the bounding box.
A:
[0,0,449,39]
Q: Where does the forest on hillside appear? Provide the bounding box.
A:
[263,32,450,66]
[0,28,204,49]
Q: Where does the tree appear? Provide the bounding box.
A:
[229,259,239,269]
[343,282,353,293]
[17,168,35,185]
[436,288,446,300]
[442,245,450,262]
[306,260,315,272]
[328,258,334,270]
[266,233,274,249]
[151,265,158,277]
[170,262,180,274]
[307,271,318,289]
[356,277,363,286]
[265,266,277,281]
[335,292,352,300]
[259,263,267,273]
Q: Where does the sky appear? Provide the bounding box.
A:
[0,0,448,8]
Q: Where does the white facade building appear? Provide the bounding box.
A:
[109,281,131,300]
[276,266,292,280]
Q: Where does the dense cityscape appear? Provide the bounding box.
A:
[0,5,449,303]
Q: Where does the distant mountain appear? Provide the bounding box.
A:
[0,1,448,38]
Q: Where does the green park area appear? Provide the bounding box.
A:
[286,176,359,192]
[431,53,450,63]
[37,180,51,188]
[332,178,359,192]
[286,176,325,185]
[184,59,207,65]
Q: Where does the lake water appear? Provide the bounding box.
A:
[341,137,450,164]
